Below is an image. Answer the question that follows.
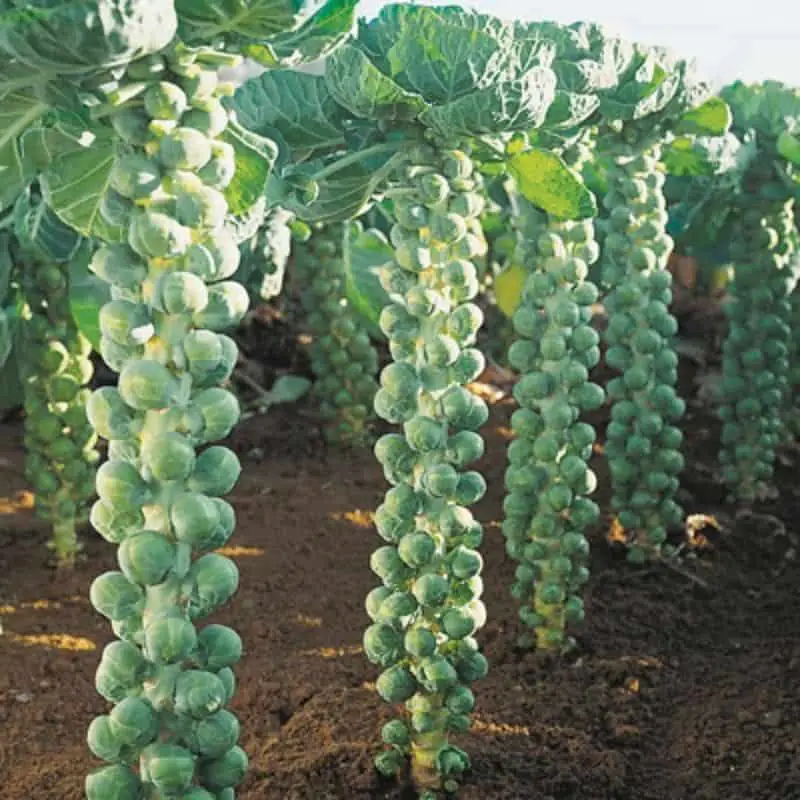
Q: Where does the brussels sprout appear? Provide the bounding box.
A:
[175,185,228,230]
[159,128,214,171]
[91,244,148,290]
[144,614,198,664]
[144,81,188,120]
[187,447,241,496]
[197,141,236,189]
[158,271,210,315]
[191,387,240,442]
[137,426,188,482]
[170,492,222,550]
[186,553,239,619]
[85,764,142,800]
[195,745,248,791]
[175,669,227,721]
[184,709,240,758]
[110,154,163,201]
[140,743,195,793]
[118,531,177,586]
[192,282,249,330]
[90,571,145,621]
[118,360,179,410]
[129,211,192,259]
[195,625,242,671]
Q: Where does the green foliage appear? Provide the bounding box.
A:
[294,221,379,446]
[507,148,597,220]
[0,1,178,74]
[343,223,393,339]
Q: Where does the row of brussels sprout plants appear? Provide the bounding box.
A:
[0,2,797,798]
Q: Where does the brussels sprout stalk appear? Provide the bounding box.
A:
[718,194,797,501]
[600,143,685,562]
[367,141,489,796]
[294,222,379,446]
[85,47,249,799]
[18,242,98,568]
[503,141,603,651]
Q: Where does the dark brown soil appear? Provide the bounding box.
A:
[1,311,799,800]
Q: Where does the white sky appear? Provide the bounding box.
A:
[358,0,800,88]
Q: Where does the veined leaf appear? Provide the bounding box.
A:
[360,5,514,105]
[15,196,83,263]
[420,67,557,138]
[0,90,49,212]
[232,71,346,151]
[326,44,426,121]
[221,118,279,217]
[0,0,177,73]
[176,0,301,43]
[509,147,597,220]
[279,148,397,224]
[778,131,800,166]
[676,97,731,137]
[542,91,599,130]
[40,133,116,238]
[343,225,392,338]
[243,0,359,67]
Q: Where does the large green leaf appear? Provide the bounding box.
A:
[278,147,398,223]
[243,0,359,67]
[175,0,301,43]
[420,68,556,137]
[232,71,346,152]
[778,131,800,167]
[325,44,426,121]
[343,225,392,339]
[39,132,117,238]
[508,147,597,220]
[220,118,279,218]
[359,5,514,105]
[542,91,599,130]
[0,91,48,212]
[69,243,108,352]
[15,195,83,263]
[0,0,178,73]
[677,97,732,137]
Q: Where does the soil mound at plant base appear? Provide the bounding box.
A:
[1,392,798,800]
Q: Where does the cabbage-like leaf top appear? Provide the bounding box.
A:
[0,0,178,73]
